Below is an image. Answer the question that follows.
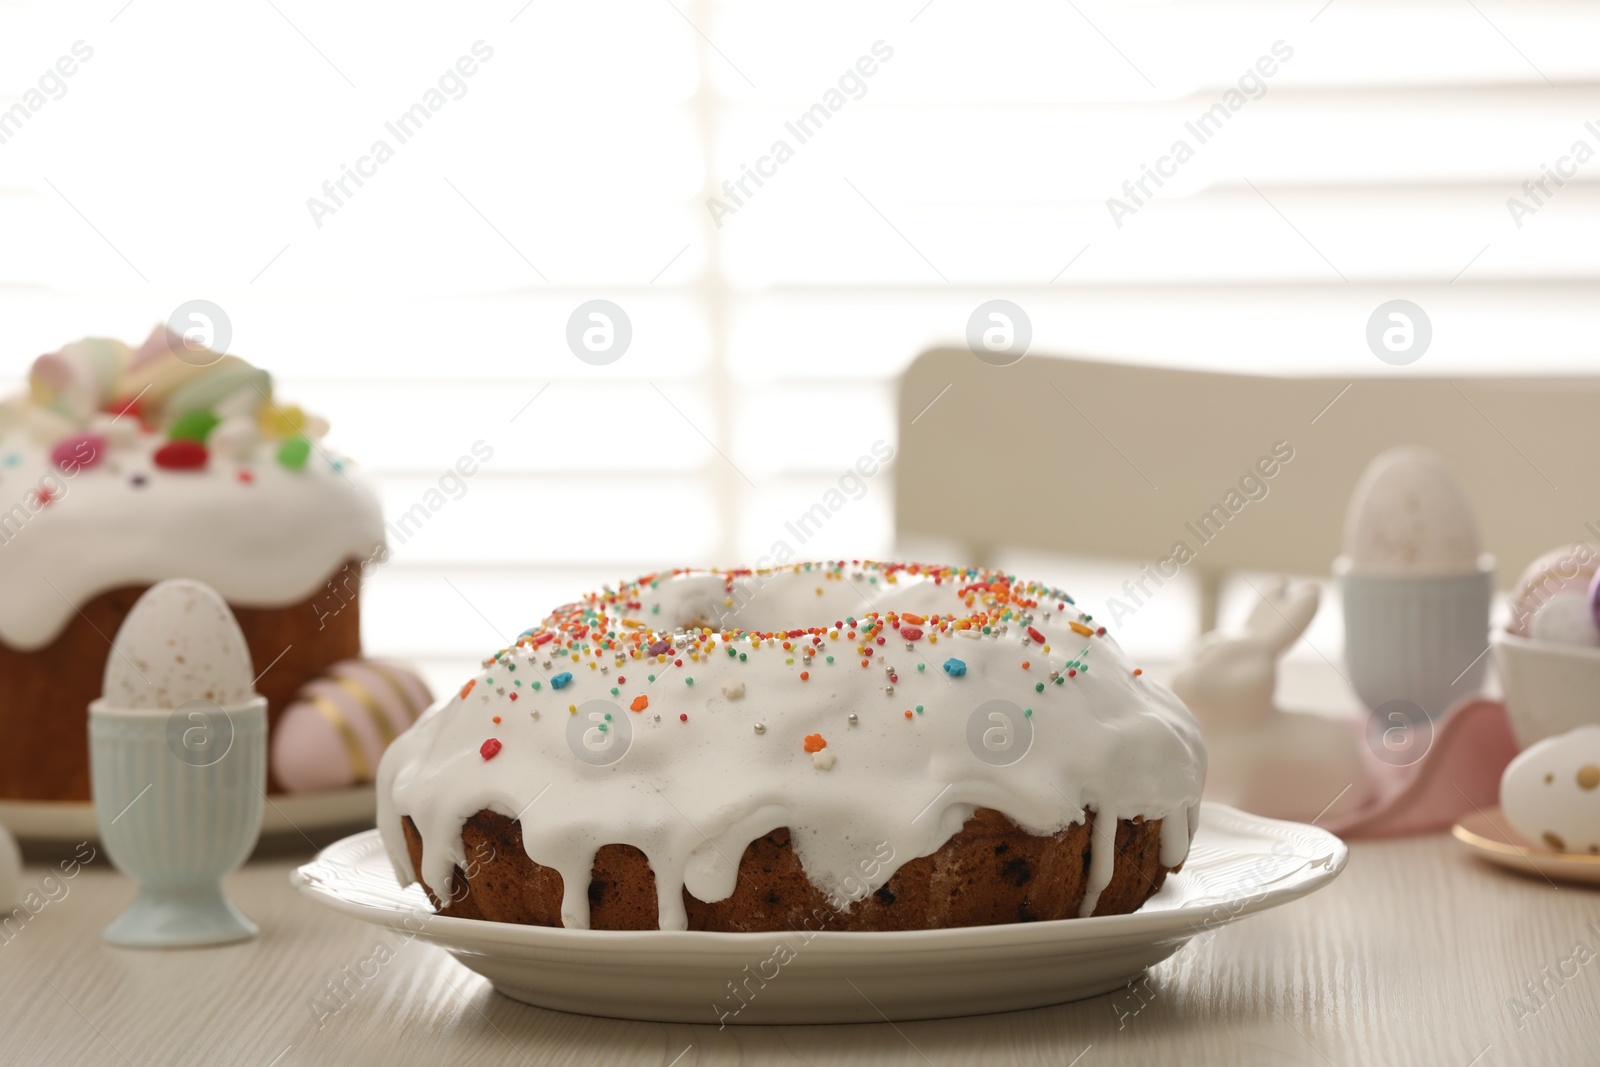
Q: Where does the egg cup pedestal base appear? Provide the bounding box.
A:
[104,883,258,948]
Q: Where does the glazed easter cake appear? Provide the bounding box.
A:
[0,328,430,802]
[379,561,1207,932]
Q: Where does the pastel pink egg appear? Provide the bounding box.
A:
[270,659,432,794]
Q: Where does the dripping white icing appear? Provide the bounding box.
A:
[1079,806,1119,918]
[378,563,1208,928]
[1159,805,1194,869]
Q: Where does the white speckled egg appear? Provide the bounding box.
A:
[102,579,257,710]
[1501,724,1600,854]
[1342,447,1481,575]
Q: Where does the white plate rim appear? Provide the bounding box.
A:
[292,802,1348,954]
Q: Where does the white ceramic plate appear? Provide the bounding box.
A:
[1453,806,1600,887]
[0,786,375,842]
[292,803,1347,1024]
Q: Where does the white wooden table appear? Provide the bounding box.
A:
[5,657,1598,1066]
[4,822,1596,1066]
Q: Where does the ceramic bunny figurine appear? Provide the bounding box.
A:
[1171,579,1371,824]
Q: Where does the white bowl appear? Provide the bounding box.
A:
[1492,631,1600,748]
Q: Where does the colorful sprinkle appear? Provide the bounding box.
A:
[551,672,573,689]
[630,695,649,712]
[460,679,476,699]
[803,733,827,753]
[480,738,502,760]
[942,658,967,677]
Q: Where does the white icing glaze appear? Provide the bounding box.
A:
[378,562,1208,929]
[0,332,384,650]
[102,579,257,709]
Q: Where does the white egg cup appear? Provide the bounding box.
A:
[1337,556,1494,721]
[89,696,266,948]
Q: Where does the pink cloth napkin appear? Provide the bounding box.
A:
[1322,697,1520,839]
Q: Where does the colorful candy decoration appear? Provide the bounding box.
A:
[270,659,433,793]
[50,432,105,473]
[260,404,307,439]
[14,326,338,479]
[29,338,127,422]
[153,439,208,470]
[88,412,142,449]
[167,409,221,443]
[209,416,260,460]
[101,394,150,429]
[164,362,270,418]
[276,435,312,470]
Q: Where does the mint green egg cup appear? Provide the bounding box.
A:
[89,697,266,948]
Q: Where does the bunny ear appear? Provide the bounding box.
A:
[1242,579,1320,654]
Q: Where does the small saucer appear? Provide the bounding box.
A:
[1452,806,1600,886]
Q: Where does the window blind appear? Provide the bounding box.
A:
[2,0,1595,682]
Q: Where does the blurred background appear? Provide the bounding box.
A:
[2,0,1595,690]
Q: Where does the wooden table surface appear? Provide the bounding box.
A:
[4,820,1597,1067]
[6,657,1599,1066]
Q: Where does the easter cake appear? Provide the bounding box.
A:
[378,562,1207,932]
[0,328,430,801]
